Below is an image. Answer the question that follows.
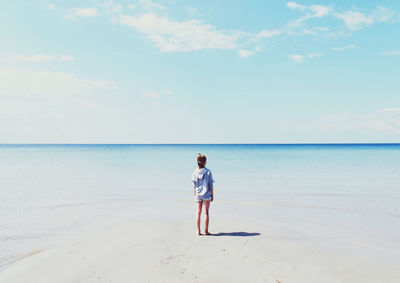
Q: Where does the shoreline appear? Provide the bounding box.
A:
[1,217,399,283]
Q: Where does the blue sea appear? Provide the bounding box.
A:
[1,144,400,270]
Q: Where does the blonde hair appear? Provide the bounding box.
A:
[197,153,207,169]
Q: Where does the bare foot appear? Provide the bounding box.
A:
[205,231,212,235]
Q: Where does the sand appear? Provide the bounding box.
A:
[0,215,399,283]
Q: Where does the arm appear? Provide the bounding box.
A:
[209,171,214,201]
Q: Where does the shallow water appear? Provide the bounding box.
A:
[1,144,400,269]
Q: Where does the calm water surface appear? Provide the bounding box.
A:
[1,144,400,269]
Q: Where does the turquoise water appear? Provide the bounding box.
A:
[1,144,400,269]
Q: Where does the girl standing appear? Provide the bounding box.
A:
[192,154,214,235]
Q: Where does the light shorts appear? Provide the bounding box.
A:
[195,190,212,203]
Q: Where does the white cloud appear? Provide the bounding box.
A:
[377,107,400,112]
[381,51,400,56]
[58,55,75,62]
[118,13,240,52]
[308,53,322,58]
[0,67,116,98]
[317,111,400,136]
[257,29,282,38]
[286,3,394,37]
[367,117,400,133]
[101,1,122,14]
[186,6,203,18]
[141,91,160,98]
[372,6,396,22]
[289,54,304,63]
[334,11,373,31]
[238,49,254,58]
[334,7,395,31]
[310,5,331,18]
[141,90,172,100]
[286,2,331,27]
[0,68,123,143]
[139,0,167,11]
[26,54,56,62]
[286,2,304,10]
[332,44,356,51]
[46,4,55,10]
[350,112,400,134]
[61,2,398,59]
[0,54,75,63]
[69,7,98,17]
[314,26,330,31]
[287,53,320,63]
[284,2,333,39]
[128,0,167,11]
[0,54,56,63]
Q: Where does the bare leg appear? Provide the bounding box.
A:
[196,201,202,235]
[204,201,211,235]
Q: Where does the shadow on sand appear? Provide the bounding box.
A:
[211,232,261,237]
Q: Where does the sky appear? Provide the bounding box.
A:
[0,0,399,143]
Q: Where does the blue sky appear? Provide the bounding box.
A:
[0,0,399,143]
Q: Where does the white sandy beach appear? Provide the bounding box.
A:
[1,214,399,283]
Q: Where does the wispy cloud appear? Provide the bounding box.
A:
[118,13,241,52]
[0,53,75,63]
[381,51,400,56]
[0,67,119,143]
[67,7,98,18]
[334,11,374,31]
[285,2,396,37]
[101,1,122,14]
[286,2,331,18]
[141,91,160,98]
[318,110,400,135]
[332,44,356,51]
[46,4,55,10]
[307,53,322,58]
[0,54,56,63]
[289,54,304,63]
[128,0,167,11]
[288,52,321,63]
[58,55,75,62]
[141,90,171,98]
[376,107,400,112]
[286,2,332,29]
[0,67,116,98]
[62,1,399,59]
[238,49,254,58]
[334,6,395,31]
[286,2,303,10]
[141,90,171,105]
[257,29,282,39]
[373,6,396,22]
[269,4,332,38]
[186,6,203,18]
[354,112,400,134]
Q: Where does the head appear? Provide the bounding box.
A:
[197,153,207,169]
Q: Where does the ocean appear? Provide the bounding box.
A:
[1,144,399,270]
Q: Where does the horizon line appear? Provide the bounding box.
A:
[1,143,399,146]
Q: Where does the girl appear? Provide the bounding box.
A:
[192,153,214,235]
